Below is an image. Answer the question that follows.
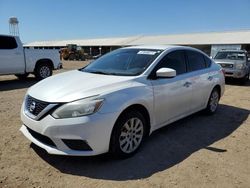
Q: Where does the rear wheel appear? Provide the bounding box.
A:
[80,55,86,61]
[35,63,52,80]
[239,73,249,85]
[68,54,76,61]
[110,110,146,158]
[15,73,29,80]
[205,88,220,114]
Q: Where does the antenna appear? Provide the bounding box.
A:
[9,17,19,36]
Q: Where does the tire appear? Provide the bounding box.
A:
[205,88,220,115]
[15,73,29,80]
[80,56,85,61]
[239,73,249,85]
[63,56,68,61]
[110,110,146,158]
[79,54,85,61]
[35,63,52,80]
[68,54,76,61]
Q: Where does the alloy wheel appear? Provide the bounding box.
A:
[210,90,219,112]
[40,66,51,78]
[119,117,144,154]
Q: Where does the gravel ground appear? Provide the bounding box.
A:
[0,61,249,188]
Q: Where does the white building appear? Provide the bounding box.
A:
[24,30,250,57]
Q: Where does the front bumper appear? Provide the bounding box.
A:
[20,104,118,156]
[222,68,248,78]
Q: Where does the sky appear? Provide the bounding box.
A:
[0,0,250,43]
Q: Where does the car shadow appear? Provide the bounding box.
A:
[31,104,249,181]
[225,78,250,86]
[0,77,37,91]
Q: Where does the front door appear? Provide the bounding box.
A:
[150,50,192,127]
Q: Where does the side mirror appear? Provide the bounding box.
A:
[156,68,176,78]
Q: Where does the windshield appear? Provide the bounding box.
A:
[81,48,163,76]
[214,51,246,60]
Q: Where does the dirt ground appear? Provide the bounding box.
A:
[0,61,249,188]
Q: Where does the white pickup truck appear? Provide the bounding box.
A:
[0,34,62,80]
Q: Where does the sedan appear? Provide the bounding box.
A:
[20,45,225,158]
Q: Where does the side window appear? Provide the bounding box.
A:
[155,50,187,75]
[203,55,212,67]
[186,50,206,71]
[0,36,18,49]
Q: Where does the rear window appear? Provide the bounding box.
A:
[186,50,206,71]
[0,36,18,49]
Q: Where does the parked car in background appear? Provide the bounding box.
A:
[20,45,225,158]
[0,34,62,80]
[213,50,250,84]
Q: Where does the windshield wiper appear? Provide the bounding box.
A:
[87,70,112,75]
[82,69,135,76]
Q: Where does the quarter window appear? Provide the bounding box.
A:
[0,36,18,49]
[203,55,212,67]
[186,50,206,71]
[155,50,187,75]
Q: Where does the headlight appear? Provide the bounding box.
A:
[52,98,104,119]
[235,63,245,70]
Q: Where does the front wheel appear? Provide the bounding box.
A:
[35,63,52,80]
[205,88,220,114]
[110,110,146,158]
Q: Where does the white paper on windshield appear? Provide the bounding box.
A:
[137,51,157,55]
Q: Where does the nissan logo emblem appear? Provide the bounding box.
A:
[29,101,36,112]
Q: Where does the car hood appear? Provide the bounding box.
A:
[28,70,134,102]
[214,59,244,64]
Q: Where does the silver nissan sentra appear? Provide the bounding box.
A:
[20,45,225,158]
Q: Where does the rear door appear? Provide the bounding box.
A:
[185,50,214,111]
[150,50,193,127]
[0,36,25,74]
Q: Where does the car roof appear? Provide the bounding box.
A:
[0,34,17,37]
[218,49,246,53]
[124,45,193,51]
[123,45,209,57]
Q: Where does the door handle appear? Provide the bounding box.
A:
[183,82,192,87]
[208,76,213,81]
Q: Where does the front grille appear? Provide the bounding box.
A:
[26,126,56,147]
[219,63,234,69]
[26,95,49,116]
